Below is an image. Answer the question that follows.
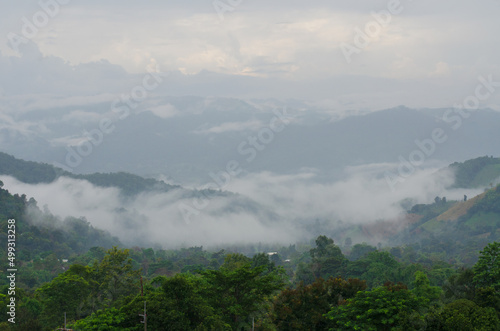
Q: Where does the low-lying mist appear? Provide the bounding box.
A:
[0,163,484,248]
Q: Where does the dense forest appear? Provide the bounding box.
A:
[1,154,500,329]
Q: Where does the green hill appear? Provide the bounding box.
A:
[0,151,180,196]
[0,180,120,288]
[449,155,500,189]
[393,184,500,265]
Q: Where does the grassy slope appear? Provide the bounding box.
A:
[436,192,487,221]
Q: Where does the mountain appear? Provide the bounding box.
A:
[2,98,500,183]
[449,155,500,189]
[0,179,121,288]
[0,151,180,196]
[385,183,500,265]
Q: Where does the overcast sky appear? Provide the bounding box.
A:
[1,0,500,110]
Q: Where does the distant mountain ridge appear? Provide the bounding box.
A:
[1,99,500,183]
[0,151,180,196]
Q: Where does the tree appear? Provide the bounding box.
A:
[161,274,222,329]
[348,243,377,261]
[70,307,129,331]
[473,242,500,290]
[272,277,366,330]
[325,283,427,330]
[345,251,399,287]
[202,263,284,329]
[411,271,442,305]
[426,299,500,330]
[119,274,229,330]
[92,247,141,307]
[310,236,346,279]
[36,273,92,328]
[442,268,476,302]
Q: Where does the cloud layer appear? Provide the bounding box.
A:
[0,163,484,248]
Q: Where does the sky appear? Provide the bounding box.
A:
[1,0,500,110]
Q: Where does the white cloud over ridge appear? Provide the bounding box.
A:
[0,163,484,248]
[194,120,263,134]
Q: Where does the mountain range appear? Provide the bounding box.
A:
[2,99,499,184]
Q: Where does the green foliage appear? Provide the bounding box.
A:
[450,156,500,189]
[411,271,442,305]
[348,243,377,261]
[427,299,500,330]
[71,307,129,331]
[0,185,120,290]
[442,268,476,302]
[70,171,180,196]
[2,151,500,329]
[309,235,347,280]
[272,277,366,330]
[0,151,180,196]
[473,241,500,290]
[408,199,455,223]
[35,247,140,329]
[468,184,500,214]
[0,152,58,184]
[345,251,399,287]
[36,273,92,328]
[202,262,285,329]
[325,284,427,330]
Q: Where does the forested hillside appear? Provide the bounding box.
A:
[2,234,500,330]
[0,181,120,289]
[0,152,179,196]
[1,154,500,329]
[449,155,500,189]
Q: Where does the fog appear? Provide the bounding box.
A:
[0,162,484,248]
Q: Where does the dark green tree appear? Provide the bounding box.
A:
[272,277,366,330]
[202,262,284,329]
[310,235,346,279]
[426,299,499,330]
[325,282,428,330]
[473,242,500,290]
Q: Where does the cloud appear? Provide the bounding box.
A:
[48,135,91,147]
[0,175,297,247]
[0,160,486,248]
[61,110,104,123]
[224,166,483,224]
[194,120,263,134]
[143,103,179,119]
